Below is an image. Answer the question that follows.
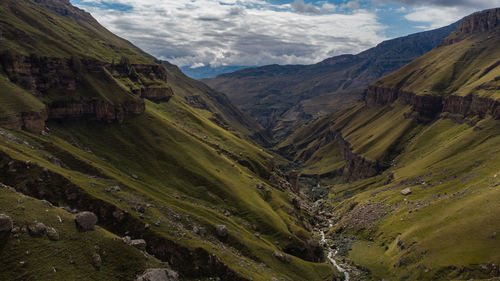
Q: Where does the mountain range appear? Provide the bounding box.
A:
[204,21,460,140]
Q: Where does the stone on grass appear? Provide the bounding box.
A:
[75,211,97,231]
[130,239,147,251]
[136,268,179,281]
[272,251,291,263]
[215,225,228,238]
[0,214,13,234]
[28,222,47,237]
[46,227,60,241]
[400,188,412,196]
[92,253,102,269]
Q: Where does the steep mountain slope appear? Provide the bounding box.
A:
[278,8,500,280]
[203,22,459,140]
[0,0,336,280]
[161,62,270,144]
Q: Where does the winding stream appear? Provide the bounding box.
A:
[320,231,350,281]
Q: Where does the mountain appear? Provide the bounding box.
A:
[203,22,460,140]
[180,65,253,80]
[277,8,500,280]
[0,1,335,280]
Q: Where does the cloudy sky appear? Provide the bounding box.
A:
[71,0,499,69]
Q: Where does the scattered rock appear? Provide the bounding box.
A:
[41,200,53,207]
[106,186,121,192]
[28,222,47,237]
[132,174,139,180]
[0,214,13,235]
[401,188,412,196]
[46,227,60,241]
[136,268,179,281]
[272,251,291,263]
[122,236,132,245]
[130,239,147,251]
[394,258,407,267]
[215,225,228,238]
[397,239,406,250]
[490,232,497,239]
[75,212,98,231]
[92,253,102,269]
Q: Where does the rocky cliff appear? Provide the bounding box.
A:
[366,86,500,121]
[0,54,174,132]
[458,8,500,34]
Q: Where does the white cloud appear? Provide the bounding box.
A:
[74,0,387,67]
[395,0,500,29]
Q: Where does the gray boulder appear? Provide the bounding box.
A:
[92,253,102,269]
[136,269,179,281]
[28,222,47,237]
[46,227,60,241]
[215,225,228,238]
[130,239,147,251]
[75,211,98,231]
[400,188,412,196]
[0,214,13,234]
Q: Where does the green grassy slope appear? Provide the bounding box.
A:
[0,94,336,280]
[276,8,500,280]
[374,11,500,99]
[0,187,164,281]
[0,0,152,63]
[162,61,269,143]
[0,75,45,118]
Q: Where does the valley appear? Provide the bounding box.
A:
[0,0,499,281]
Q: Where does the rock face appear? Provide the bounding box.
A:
[457,8,500,34]
[75,211,98,231]
[136,268,179,281]
[141,87,174,102]
[0,110,48,134]
[0,55,174,132]
[0,214,13,235]
[366,86,500,121]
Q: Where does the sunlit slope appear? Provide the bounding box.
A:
[0,0,152,63]
[0,187,164,281]
[0,95,335,280]
[329,116,500,280]
[374,9,500,99]
[278,8,500,280]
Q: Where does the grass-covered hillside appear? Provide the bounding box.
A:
[277,7,500,280]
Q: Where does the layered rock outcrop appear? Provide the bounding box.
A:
[457,8,500,34]
[366,86,500,121]
[0,110,48,134]
[0,55,174,132]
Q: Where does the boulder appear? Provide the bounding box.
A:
[28,222,47,237]
[46,227,60,241]
[130,239,147,251]
[75,211,97,231]
[400,188,412,196]
[136,268,179,281]
[92,253,102,269]
[106,186,121,192]
[272,251,291,263]
[0,214,13,234]
[215,225,228,238]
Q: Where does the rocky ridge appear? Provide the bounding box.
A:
[0,54,174,133]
